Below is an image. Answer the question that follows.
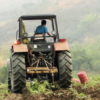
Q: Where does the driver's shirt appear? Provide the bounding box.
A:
[36,25,48,34]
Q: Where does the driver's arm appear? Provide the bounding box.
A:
[47,32,53,36]
[45,27,54,38]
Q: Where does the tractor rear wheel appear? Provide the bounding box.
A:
[58,50,72,88]
[11,53,26,93]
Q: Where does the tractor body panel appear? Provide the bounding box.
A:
[13,44,28,52]
[54,41,69,51]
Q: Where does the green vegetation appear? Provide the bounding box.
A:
[69,12,100,43]
[68,76,100,99]
[70,35,100,75]
[27,76,100,99]
[0,66,7,83]
[0,84,8,100]
[72,76,100,89]
[77,13,98,33]
[27,79,53,94]
[67,88,91,99]
[0,76,100,99]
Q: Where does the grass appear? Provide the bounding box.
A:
[0,84,8,100]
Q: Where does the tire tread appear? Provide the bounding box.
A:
[58,50,72,88]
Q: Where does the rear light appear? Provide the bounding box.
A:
[14,41,21,45]
[60,39,66,42]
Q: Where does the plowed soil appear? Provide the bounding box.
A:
[2,85,100,100]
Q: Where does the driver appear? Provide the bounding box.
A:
[35,20,53,36]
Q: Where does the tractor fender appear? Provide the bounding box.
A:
[54,41,69,51]
[13,44,28,52]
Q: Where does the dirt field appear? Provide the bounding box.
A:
[1,81,100,100]
[1,76,100,100]
[2,86,100,100]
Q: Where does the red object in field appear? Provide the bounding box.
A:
[78,71,88,84]
[73,78,80,83]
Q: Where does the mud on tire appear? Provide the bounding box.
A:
[11,53,26,93]
[58,50,72,88]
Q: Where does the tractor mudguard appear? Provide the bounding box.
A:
[13,44,28,52]
[54,41,69,51]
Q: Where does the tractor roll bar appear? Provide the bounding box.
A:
[18,15,59,42]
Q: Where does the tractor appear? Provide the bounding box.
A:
[7,15,72,93]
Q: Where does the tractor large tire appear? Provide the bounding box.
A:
[11,53,26,93]
[7,59,11,91]
[58,50,72,88]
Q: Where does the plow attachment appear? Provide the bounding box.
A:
[27,67,58,74]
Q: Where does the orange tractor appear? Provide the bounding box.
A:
[7,15,72,93]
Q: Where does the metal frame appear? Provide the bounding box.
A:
[18,15,60,42]
[27,67,58,74]
[19,15,56,20]
[19,18,22,41]
[51,19,54,30]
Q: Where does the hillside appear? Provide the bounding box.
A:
[0,0,100,45]
[0,0,100,72]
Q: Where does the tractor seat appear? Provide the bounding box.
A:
[31,33,46,43]
[34,34,44,40]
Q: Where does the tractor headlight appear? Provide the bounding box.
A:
[34,45,37,48]
[48,45,51,49]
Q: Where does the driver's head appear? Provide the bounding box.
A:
[41,20,46,26]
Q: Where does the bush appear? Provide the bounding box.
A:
[70,35,100,73]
